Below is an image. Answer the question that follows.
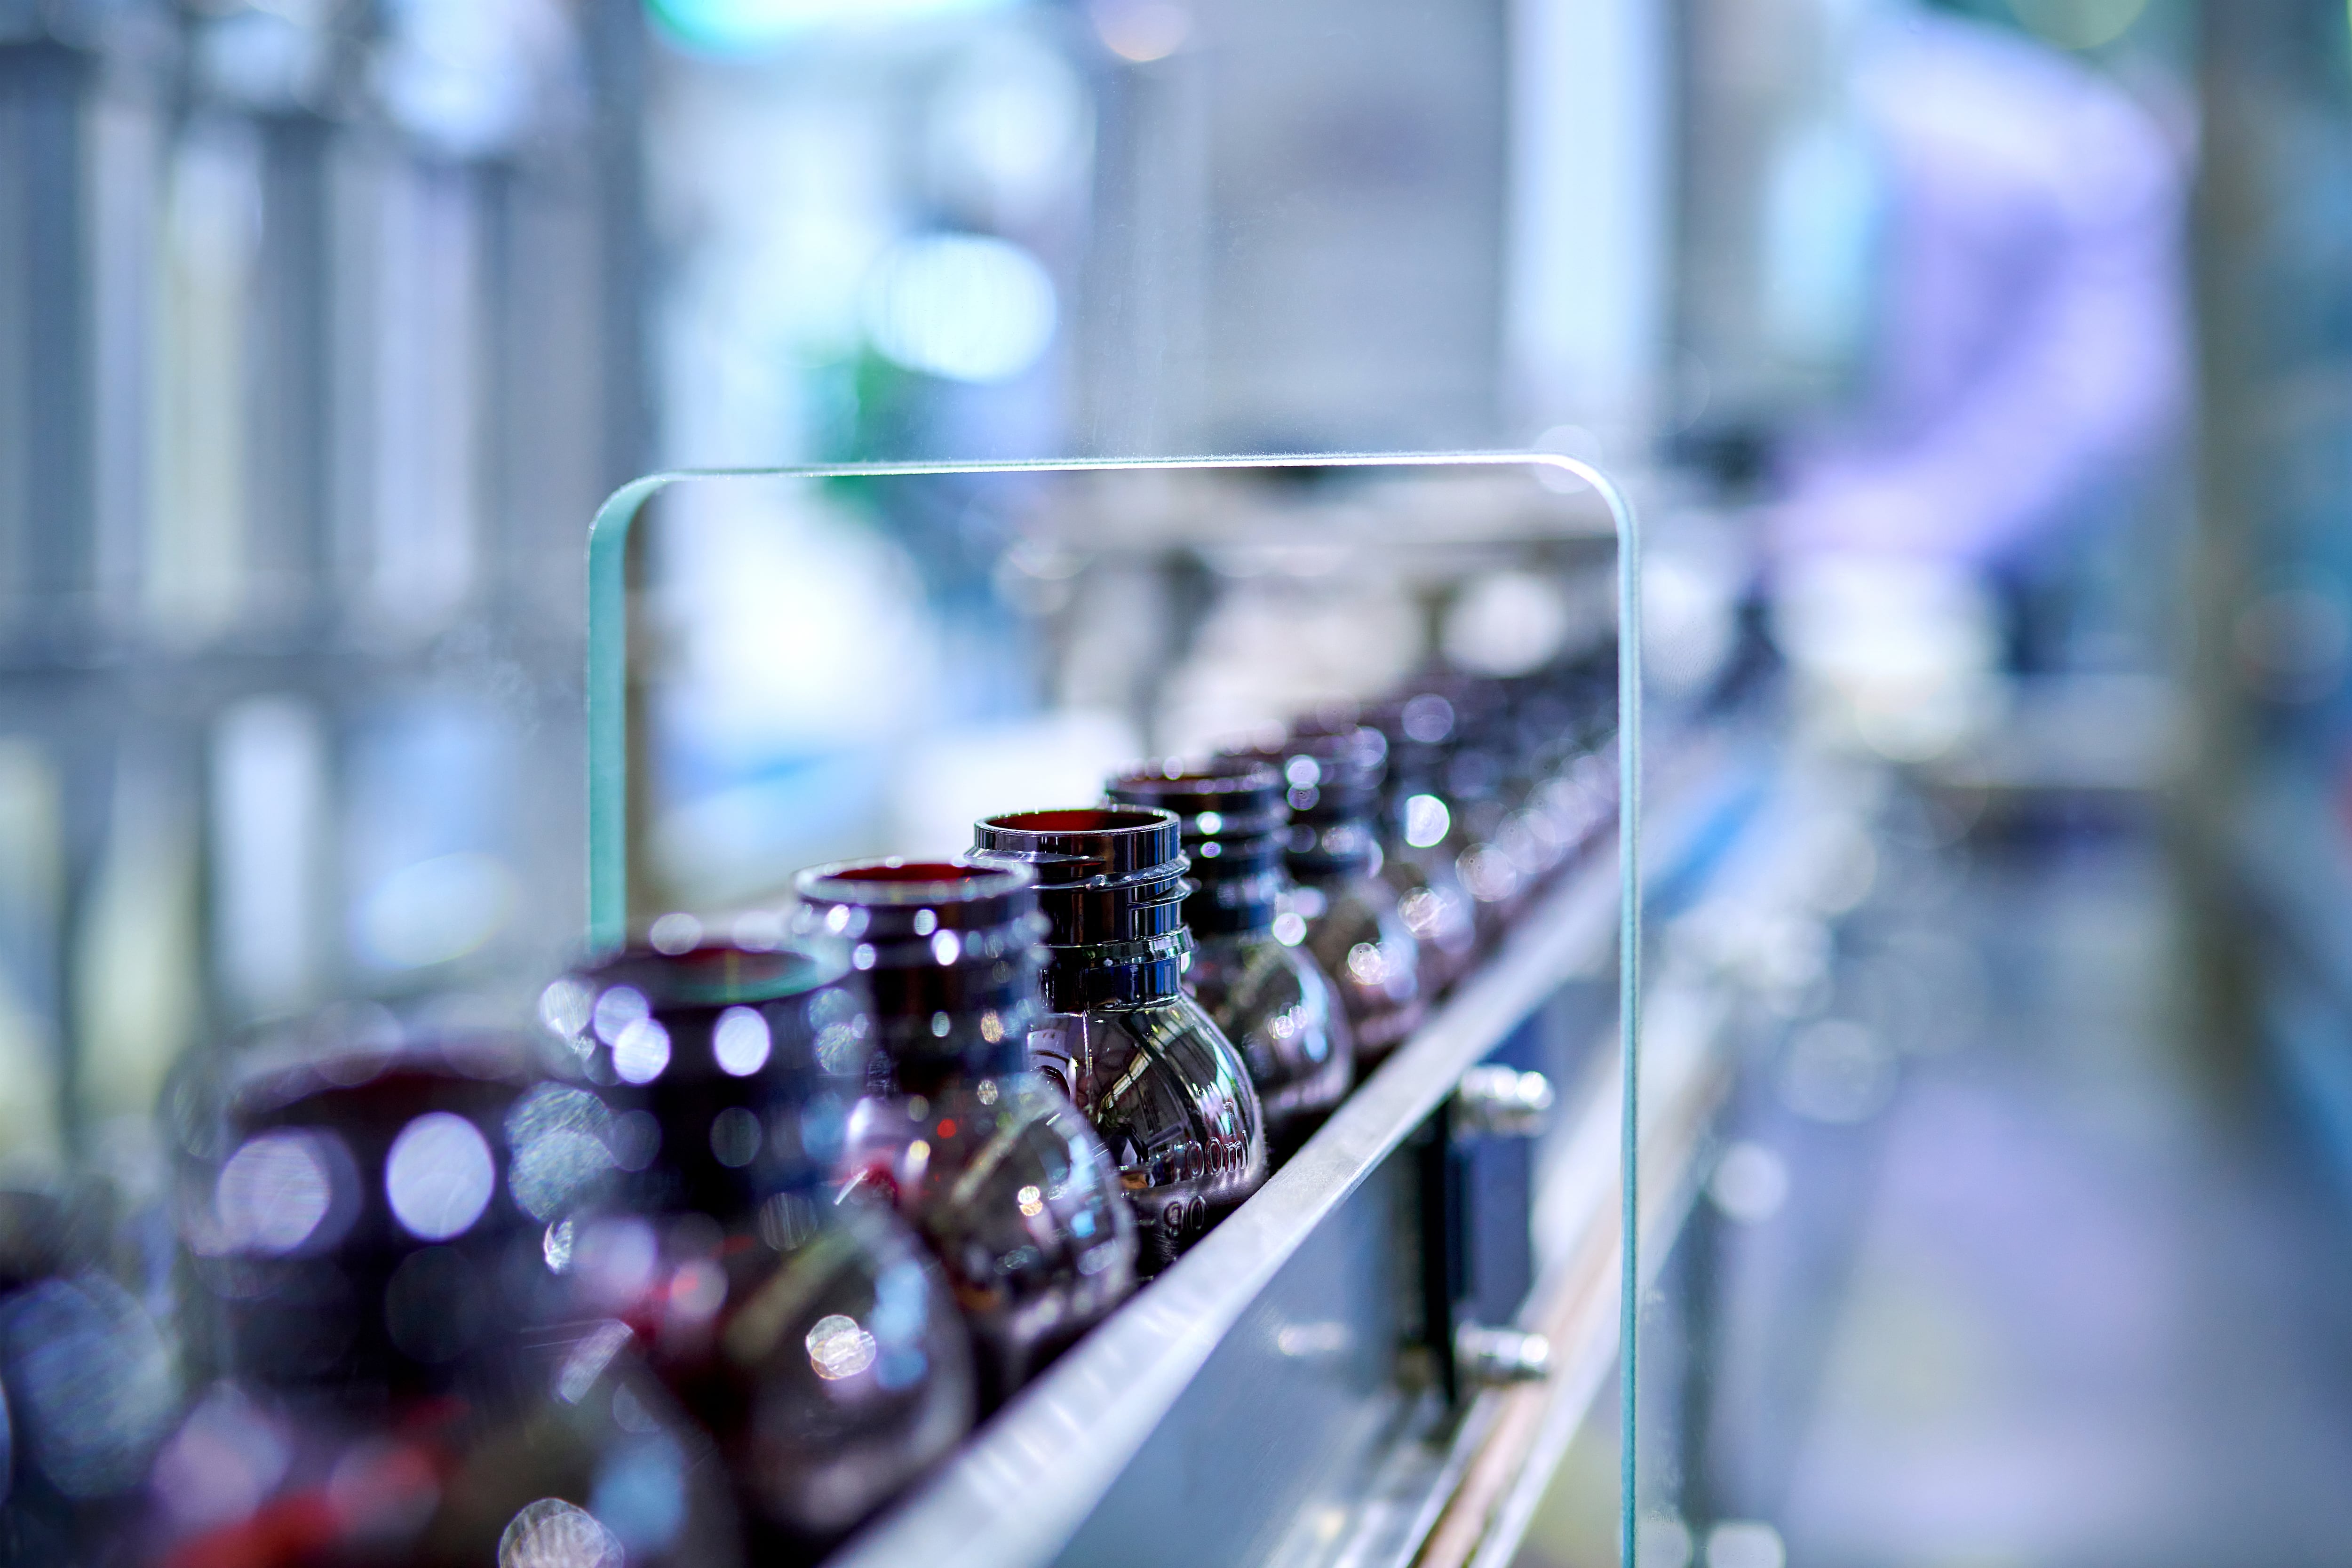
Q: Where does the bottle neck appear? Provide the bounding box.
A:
[970,807,1195,1014]
[1036,920,1192,1011]
[1105,762,1289,942]
[604,1014,846,1212]
[1286,809,1383,883]
[1182,843,1284,936]
[859,951,1038,1085]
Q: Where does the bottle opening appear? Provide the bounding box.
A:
[795,857,1044,954]
[827,860,989,884]
[580,943,844,1009]
[798,859,1034,903]
[971,805,1193,1007]
[983,806,1167,834]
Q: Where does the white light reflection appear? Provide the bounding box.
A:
[712,1006,771,1076]
[1403,794,1451,850]
[862,233,1057,383]
[506,1083,616,1221]
[804,1313,878,1381]
[499,1496,624,1568]
[1089,0,1191,61]
[538,977,592,1039]
[647,912,702,954]
[1705,1520,1786,1568]
[591,985,648,1044]
[612,1018,672,1084]
[385,1112,496,1241]
[216,1130,336,1255]
[556,1321,633,1405]
[1707,1142,1790,1225]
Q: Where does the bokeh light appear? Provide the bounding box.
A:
[384,1111,496,1240]
[499,1496,625,1568]
[862,233,1057,383]
[712,1006,772,1076]
[215,1130,339,1255]
[647,0,1018,55]
[2008,0,2150,49]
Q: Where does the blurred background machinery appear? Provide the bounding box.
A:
[17,0,2352,1561]
[0,0,645,1171]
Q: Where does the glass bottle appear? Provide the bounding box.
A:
[546,940,974,1560]
[792,859,1136,1409]
[1426,675,1523,948]
[969,808,1268,1276]
[1313,699,1481,992]
[1105,758,1352,1158]
[157,1028,742,1567]
[1224,728,1428,1070]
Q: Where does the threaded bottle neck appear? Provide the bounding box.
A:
[792,859,1043,1081]
[970,806,1193,1010]
[559,940,864,1201]
[1224,725,1387,883]
[1106,758,1287,937]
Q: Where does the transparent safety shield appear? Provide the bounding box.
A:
[580,452,1645,1568]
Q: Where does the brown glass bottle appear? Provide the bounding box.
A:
[969,808,1267,1275]
[1225,728,1427,1070]
[1106,758,1351,1158]
[792,859,1136,1408]
[161,1028,742,1567]
[1311,700,1482,991]
[547,942,974,1560]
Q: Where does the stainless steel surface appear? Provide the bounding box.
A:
[826,734,1744,1568]
[1454,1067,1557,1139]
[1440,763,1897,1568]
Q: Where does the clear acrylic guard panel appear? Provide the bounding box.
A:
[583,453,1650,1568]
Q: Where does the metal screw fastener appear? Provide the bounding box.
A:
[1454,1065,1556,1138]
[1456,1324,1553,1387]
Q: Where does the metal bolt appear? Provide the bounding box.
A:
[1455,1324,1553,1387]
[1454,1065,1555,1138]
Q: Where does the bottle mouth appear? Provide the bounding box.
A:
[1223,726,1385,824]
[572,942,847,1010]
[972,806,1181,879]
[971,806,1192,996]
[1106,761,1286,936]
[1106,758,1286,845]
[793,857,1048,971]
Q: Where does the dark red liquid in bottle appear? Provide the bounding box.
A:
[156,1030,741,1568]
[1106,758,1352,1157]
[546,942,973,1561]
[795,859,1136,1408]
[971,808,1268,1275]
[1224,728,1428,1070]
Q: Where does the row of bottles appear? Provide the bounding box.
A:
[0,652,1614,1565]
